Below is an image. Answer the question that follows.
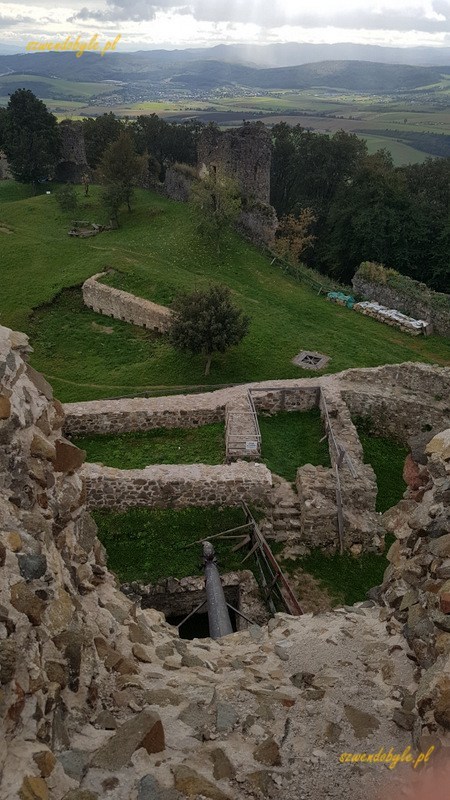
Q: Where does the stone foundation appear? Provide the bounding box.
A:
[83,461,273,511]
[82,272,173,333]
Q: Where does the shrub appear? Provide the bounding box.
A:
[55,184,78,213]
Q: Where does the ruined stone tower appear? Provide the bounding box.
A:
[54,119,89,183]
[197,122,271,205]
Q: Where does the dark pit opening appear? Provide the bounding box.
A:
[167,605,238,640]
[140,584,241,640]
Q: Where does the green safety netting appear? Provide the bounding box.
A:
[327,291,355,309]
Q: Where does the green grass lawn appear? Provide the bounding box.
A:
[93,506,252,583]
[357,427,408,513]
[259,409,331,481]
[72,423,225,468]
[290,547,390,606]
[1,181,449,403]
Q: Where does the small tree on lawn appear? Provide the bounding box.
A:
[55,183,78,213]
[170,285,250,376]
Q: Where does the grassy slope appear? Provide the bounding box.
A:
[72,424,225,468]
[259,409,331,482]
[1,182,449,403]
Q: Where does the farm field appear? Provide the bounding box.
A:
[1,181,449,404]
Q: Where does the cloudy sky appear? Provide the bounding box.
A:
[1,0,450,50]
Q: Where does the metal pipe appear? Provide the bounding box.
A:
[203,541,233,639]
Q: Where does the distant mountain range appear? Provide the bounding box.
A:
[0,51,449,93]
[1,41,450,66]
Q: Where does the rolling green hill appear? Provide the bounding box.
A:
[0,181,449,403]
[0,52,445,91]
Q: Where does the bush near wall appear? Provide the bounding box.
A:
[352,262,450,337]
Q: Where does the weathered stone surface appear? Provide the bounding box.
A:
[30,433,56,461]
[53,438,86,473]
[216,702,239,732]
[210,748,235,780]
[10,582,46,625]
[91,710,165,769]
[138,774,182,800]
[18,553,47,580]
[429,535,450,558]
[26,364,53,400]
[426,430,450,461]
[132,643,153,663]
[0,640,17,684]
[344,705,380,739]
[173,765,232,800]
[253,737,281,766]
[58,749,90,781]
[32,751,56,778]
[0,394,11,418]
[393,708,415,731]
[145,689,182,707]
[94,710,118,730]
[19,776,49,800]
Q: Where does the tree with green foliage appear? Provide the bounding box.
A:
[97,131,147,223]
[170,285,250,376]
[82,113,125,169]
[55,184,78,213]
[2,89,60,189]
[191,171,242,253]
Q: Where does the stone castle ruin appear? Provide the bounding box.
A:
[197,123,272,205]
[197,123,278,247]
[1,324,450,799]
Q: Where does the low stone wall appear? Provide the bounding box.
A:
[82,272,173,333]
[83,461,272,511]
[352,274,450,338]
[64,392,231,436]
[340,361,450,398]
[343,389,450,445]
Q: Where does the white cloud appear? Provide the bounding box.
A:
[0,0,449,47]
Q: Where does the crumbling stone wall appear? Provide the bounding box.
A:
[352,274,450,338]
[82,272,173,333]
[237,201,278,248]
[82,461,273,511]
[342,390,450,445]
[198,123,271,205]
[54,119,89,183]
[376,429,450,739]
[164,164,196,202]
[340,361,450,398]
